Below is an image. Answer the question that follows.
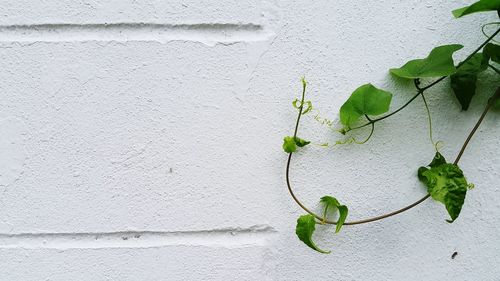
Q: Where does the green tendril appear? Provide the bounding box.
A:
[420,92,439,151]
[482,22,500,44]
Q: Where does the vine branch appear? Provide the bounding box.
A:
[286,85,499,226]
[345,27,500,133]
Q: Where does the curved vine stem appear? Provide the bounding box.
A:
[285,83,500,226]
[354,115,375,144]
[454,87,500,165]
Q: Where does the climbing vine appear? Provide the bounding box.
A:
[283,0,500,253]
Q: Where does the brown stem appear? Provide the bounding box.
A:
[454,86,500,165]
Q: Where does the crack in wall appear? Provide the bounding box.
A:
[0,225,277,249]
[0,23,274,46]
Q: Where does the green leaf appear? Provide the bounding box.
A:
[390,44,464,79]
[418,152,446,181]
[319,196,348,233]
[418,152,470,223]
[428,151,447,168]
[282,136,310,153]
[452,0,500,18]
[484,43,500,63]
[320,196,340,207]
[336,206,348,233]
[283,136,297,153]
[295,137,311,147]
[295,214,330,254]
[339,84,392,128]
[450,53,489,110]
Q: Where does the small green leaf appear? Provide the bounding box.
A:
[452,0,500,18]
[336,206,348,233]
[283,136,297,153]
[295,214,330,254]
[418,152,470,223]
[339,84,392,128]
[450,53,489,110]
[319,196,349,233]
[390,44,464,79]
[484,43,500,63]
[320,196,340,207]
[282,136,310,153]
[295,137,311,147]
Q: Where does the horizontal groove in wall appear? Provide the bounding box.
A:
[0,225,276,249]
[0,23,273,45]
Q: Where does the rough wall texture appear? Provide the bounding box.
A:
[0,1,499,280]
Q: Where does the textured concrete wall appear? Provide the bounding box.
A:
[0,1,499,280]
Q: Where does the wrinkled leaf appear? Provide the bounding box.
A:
[450,53,489,110]
[282,136,310,153]
[418,152,470,222]
[339,84,392,128]
[390,44,464,79]
[484,43,500,63]
[418,151,447,181]
[296,214,330,254]
[428,151,447,168]
[319,196,349,233]
[452,0,500,18]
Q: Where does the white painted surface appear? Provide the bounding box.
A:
[0,0,498,280]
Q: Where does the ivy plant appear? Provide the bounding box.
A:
[283,0,500,253]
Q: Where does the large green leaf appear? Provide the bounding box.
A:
[319,196,349,233]
[418,152,470,223]
[452,0,500,18]
[390,44,464,79]
[339,84,392,129]
[295,214,330,254]
[282,136,310,153]
[450,53,489,110]
[484,43,500,63]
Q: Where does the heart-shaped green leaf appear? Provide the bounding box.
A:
[319,196,349,233]
[339,84,392,129]
[450,53,489,110]
[296,214,330,254]
[390,44,464,79]
[452,0,500,18]
[418,152,471,223]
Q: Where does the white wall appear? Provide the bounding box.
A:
[0,1,499,280]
